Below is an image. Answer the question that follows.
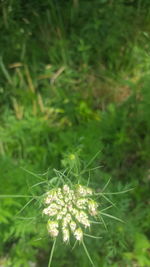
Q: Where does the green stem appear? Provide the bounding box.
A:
[48,238,57,267]
[82,240,95,267]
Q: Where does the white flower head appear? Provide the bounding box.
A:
[43,183,98,243]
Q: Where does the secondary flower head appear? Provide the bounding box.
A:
[43,184,98,243]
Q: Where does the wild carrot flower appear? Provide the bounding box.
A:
[43,184,98,243]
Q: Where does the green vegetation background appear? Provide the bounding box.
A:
[0,0,150,266]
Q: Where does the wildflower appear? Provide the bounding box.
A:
[43,184,98,242]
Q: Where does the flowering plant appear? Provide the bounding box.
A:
[0,152,131,267]
[43,184,98,243]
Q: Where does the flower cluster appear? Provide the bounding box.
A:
[43,184,98,243]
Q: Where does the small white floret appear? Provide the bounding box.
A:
[56,213,63,220]
[61,207,67,215]
[47,221,59,237]
[76,198,88,209]
[74,228,83,241]
[70,221,76,232]
[63,184,70,194]
[86,187,93,195]
[65,213,72,223]
[62,228,70,243]
[88,200,98,216]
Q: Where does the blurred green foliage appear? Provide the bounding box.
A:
[0,0,150,266]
